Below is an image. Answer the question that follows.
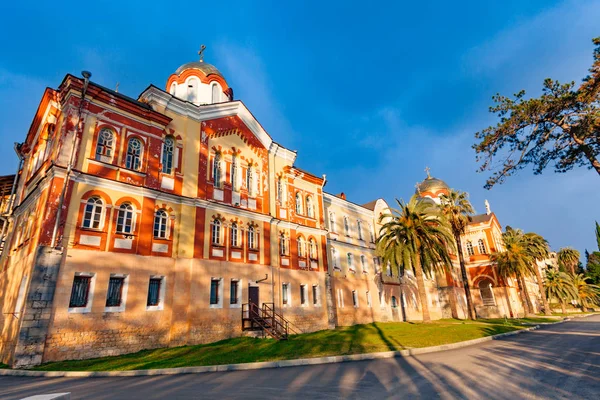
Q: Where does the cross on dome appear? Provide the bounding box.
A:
[425,166,431,179]
[198,44,206,62]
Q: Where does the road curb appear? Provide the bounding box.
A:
[0,324,547,378]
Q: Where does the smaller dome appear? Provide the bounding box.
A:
[415,176,450,195]
[174,61,225,80]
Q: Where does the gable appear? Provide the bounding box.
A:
[203,115,267,156]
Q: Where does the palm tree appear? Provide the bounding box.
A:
[439,189,476,320]
[524,232,552,316]
[545,270,577,314]
[491,227,536,315]
[377,196,454,322]
[571,273,600,310]
[557,247,580,274]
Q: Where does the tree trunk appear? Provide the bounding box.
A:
[520,275,535,314]
[516,276,533,315]
[561,301,567,314]
[503,285,514,318]
[414,256,431,323]
[534,265,551,316]
[455,234,476,320]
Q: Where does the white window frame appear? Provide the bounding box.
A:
[95,128,114,161]
[154,209,169,239]
[282,282,292,307]
[209,277,224,309]
[344,216,350,236]
[14,275,29,315]
[82,197,104,230]
[229,278,243,309]
[361,255,368,273]
[347,253,355,272]
[366,291,372,308]
[295,192,303,215]
[212,220,222,245]
[306,196,314,218]
[329,212,336,232]
[104,274,129,313]
[300,284,308,307]
[352,290,359,308]
[146,275,166,311]
[357,220,363,240]
[116,203,135,234]
[230,223,240,247]
[125,138,143,171]
[68,272,96,314]
[162,136,175,175]
[337,288,344,308]
[312,284,321,307]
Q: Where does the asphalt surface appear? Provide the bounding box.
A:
[1,315,599,399]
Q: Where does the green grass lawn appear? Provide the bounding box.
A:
[30,317,556,372]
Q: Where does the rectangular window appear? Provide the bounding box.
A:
[147,278,162,306]
[282,283,289,305]
[69,276,91,308]
[210,278,220,305]
[337,289,344,308]
[367,291,372,308]
[300,284,307,306]
[352,290,358,308]
[14,275,29,314]
[230,279,239,305]
[106,276,125,307]
[312,285,319,306]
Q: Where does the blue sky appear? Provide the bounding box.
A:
[1,0,599,257]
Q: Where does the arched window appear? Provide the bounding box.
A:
[211,83,220,103]
[116,203,134,234]
[213,152,222,188]
[169,82,176,95]
[343,216,350,236]
[277,177,284,202]
[329,212,336,232]
[357,220,363,240]
[361,255,367,272]
[153,209,168,239]
[125,138,142,171]
[95,128,114,160]
[478,239,487,254]
[331,247,339,269]
[230,223,239,247]
[309,238,317,259]
[231,154,238,191]
[466,241,474,256]
[297,237,305,258]
[248,226,257,249]
[369,224,375,243]
[306,196,314,218]
[347,253,354,271]
[391,296,398,308]
[162,136,174,174]
[246,165,254,196]
[187,78,198,102]
[82,197,103,229]
[479,279,496,306]
[295,192,303,215]
[211,220,222,245]
[279,233,289,255]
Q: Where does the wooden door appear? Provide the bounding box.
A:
[249,286,259,315]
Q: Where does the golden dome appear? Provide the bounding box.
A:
[174,61,225,80]
[415,176,450,195]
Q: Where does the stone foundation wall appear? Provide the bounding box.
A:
[43,327,170,362]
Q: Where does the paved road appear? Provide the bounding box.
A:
[1,315,599,400]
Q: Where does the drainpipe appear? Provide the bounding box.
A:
[51,71,91,248]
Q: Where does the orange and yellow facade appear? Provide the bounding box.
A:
[0,59,535,368]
